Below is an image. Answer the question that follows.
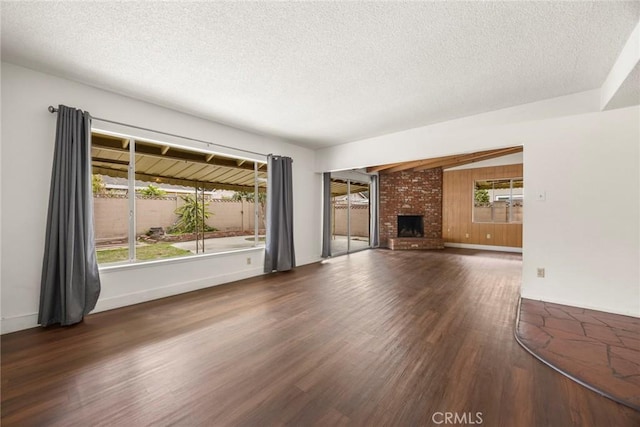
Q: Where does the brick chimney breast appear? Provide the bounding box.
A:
[379,168,444,250]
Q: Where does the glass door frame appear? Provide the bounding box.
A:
[329,172,373,256]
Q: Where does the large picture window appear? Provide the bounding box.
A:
[91,131,266,266]
[473,178,523,223]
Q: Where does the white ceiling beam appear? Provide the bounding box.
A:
[601,20,640,110]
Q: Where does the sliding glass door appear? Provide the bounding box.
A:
[331,184,348,255]
[329,176,371,255]
[348,180,370,252]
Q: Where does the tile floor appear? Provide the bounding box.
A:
[516,298,640,411]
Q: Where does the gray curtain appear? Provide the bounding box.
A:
[264,155,296,272]
[38,105,101,326]
[321,172,332,258]
[370,175,380,247]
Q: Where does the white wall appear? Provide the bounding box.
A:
[522,108,639,316]
[317,94,640,317]
[1,62,321,333]
[316,90,601,172]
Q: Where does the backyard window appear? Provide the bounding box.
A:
[473,178,523,223]
[91,132,266,265]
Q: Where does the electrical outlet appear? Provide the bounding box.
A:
[465,233,469,238]
[537,268,545,278]
[246,257,252,265]
[486,233,491,239]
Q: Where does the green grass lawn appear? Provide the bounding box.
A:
[97,243,191,264]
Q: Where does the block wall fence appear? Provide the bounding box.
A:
[94,196,265,241]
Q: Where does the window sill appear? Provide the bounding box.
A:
[99,246,265,273]
[472,222,523,225]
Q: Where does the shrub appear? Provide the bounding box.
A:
[170,194,215,234]
[474,189,490,206]
[92,174,106,194]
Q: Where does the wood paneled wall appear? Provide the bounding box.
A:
[443,164,523,248]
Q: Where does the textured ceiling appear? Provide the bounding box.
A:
[2,2,639,148]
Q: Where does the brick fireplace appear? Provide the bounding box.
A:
[379,168,444,250]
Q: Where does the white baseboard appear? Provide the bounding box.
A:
[1,313,39,335]
[519,293,640,318]
[296,256,322,266]
[444,242,523,253]
[1,258,323,335]
[1,267,266,335]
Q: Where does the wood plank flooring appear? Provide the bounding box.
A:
[2,248,639,426]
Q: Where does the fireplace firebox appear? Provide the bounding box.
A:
[397,215,424,238]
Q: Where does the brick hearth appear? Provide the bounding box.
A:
[388,237,444,250]
[379,168,444,250]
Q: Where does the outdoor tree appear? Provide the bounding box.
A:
[474,188,490,206]
[231,190,266,204]
[139,184,167,197]
[171,194,214,234]
[92,174,106,194]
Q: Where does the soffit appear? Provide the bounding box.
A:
[368,147,524,174]
[92,133,267,192]
[330,180,370,197]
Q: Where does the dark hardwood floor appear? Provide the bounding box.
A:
[2,249,639,426]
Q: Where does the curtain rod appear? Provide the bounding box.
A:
[48,106,269,159]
